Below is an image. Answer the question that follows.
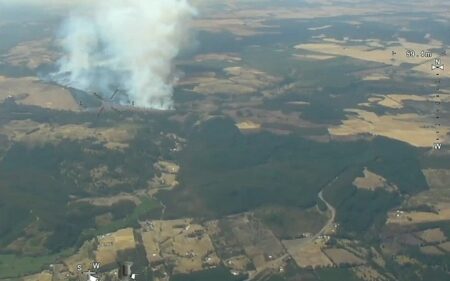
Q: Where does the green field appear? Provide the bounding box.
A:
[0,248,73,279]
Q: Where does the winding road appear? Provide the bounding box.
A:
[316,190,336,238]
[246,188,338,281]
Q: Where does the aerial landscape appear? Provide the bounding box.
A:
[0,0,449,280]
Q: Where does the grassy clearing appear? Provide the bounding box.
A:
[0,248,73,279]
[84,197,160,237]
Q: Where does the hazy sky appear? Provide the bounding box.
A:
[0,0,88,6]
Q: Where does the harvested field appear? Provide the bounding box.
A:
[148,161,181,193]
[180,67,280,96]
[194,3,397,24]
[236,121,262,132]
[294,37,448,77]
[406,169,450,207]
[308,25,332,31]
[2,120,136,150]
[396,233,423,246]
[293,54,336,61]
[373,94,435,109]
[75,193,140,207]
[0,76,79,111]
[361,73,390,81]
[437,242,450,253]
[1,38,58,69]
[63,240,97,273]
[155,173,179,188]
[414,228,447,244]
[420,245,445,255]
[95,228,136,266]
[194,53,242,63]
[283,239,332,269]
[155,161,180,174]
[352,167,394,191]
[192,18,273,37]
[226,108,318,134]
[336,240,370,260]
[324,248,365,266]
[329,109,447,148]
[141,230,163,265]
[394,255,421,266]
[423,169,450,190]
[388,202,450,225]
[224,255,252,272]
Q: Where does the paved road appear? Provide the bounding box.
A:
[287,188,337,251]
[246,188,338,281]
[316,190,336,238]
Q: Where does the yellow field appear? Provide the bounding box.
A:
[387,203,450,225]
[415,228,447,244]
[394,255,421,266]
[194,2,397,30]
[156,161,180,174]
[324,248,365,266]
[336,239,370,261]
[95,228,136,266]
[404,169,450,208]
[224,255,253,272]
[308,25,332,31]
[0,76,79,111]
[2,119,136,150]
[437,242,450,253]
[63,240,97,273]
[1,38,58,69]
[374,94,435,109]
[361,73,390,81]
[329,109,447,148]
[293,54,336,61]
[420,245,444,256]
[362,93,450,109]
[294,37,448,77]
[283,239,333,269]
[227,107,316,133]
[236,121,262,131]
[149,161,181,190]
[353,168,395,191]
[75,193,140,207]
[194,53,242,62]
[422,169,450,191]
[181,67,280,96]
[192,18,273,37]
[141,230,163,265]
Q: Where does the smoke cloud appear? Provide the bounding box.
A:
[52,0,196,109]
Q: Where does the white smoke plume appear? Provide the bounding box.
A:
[52,0,196,109]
